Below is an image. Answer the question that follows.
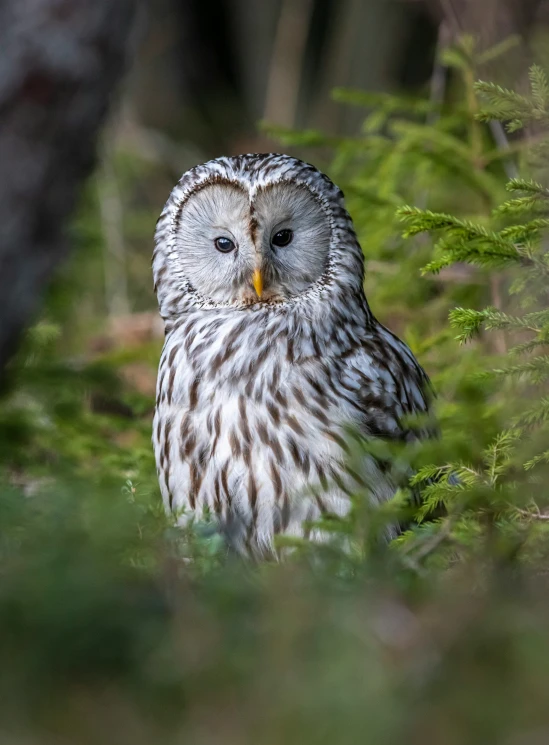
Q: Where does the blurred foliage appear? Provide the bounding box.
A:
[3,36,549,744]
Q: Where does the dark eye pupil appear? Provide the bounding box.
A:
[272,229,293,248]
[214,237,235,253]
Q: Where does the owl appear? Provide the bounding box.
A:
[153,153,431,556]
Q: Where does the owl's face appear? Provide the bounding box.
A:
[155,154,365,317]
[174,178,331,306]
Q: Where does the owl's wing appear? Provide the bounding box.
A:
[337,325,435,519]
[339,324,434,443]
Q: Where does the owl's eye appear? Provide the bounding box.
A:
[214,236,236,253]
[272,229,293,248]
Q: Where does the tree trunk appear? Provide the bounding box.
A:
[0,0,137,374]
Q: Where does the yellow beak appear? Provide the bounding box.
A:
[252,268,263,299]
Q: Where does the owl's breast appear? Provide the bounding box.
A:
[153,319,396,554]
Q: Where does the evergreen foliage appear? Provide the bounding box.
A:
[393,60,549,569]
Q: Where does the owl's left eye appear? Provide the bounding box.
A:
[272,229,293,248]
[214,236,236,253]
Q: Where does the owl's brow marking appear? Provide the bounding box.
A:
[248,199,259,245]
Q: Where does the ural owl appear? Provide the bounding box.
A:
[153,153,431,555]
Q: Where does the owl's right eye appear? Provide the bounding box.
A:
[214,237,236,253]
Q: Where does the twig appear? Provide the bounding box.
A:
[516,506,549,520]
[490,274,508,354]
[411,515,456,562]
[489,121,519,179]
[402,510,461,569]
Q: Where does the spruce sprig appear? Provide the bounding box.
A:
[397,62,549,555]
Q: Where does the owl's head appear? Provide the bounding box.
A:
[154,154,364,315]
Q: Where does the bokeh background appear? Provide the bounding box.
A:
[48,0,549,385]
[3,1,549,743]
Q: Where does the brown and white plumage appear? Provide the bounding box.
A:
[152,153,431,555]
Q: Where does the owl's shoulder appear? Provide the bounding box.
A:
[336,322,432,439]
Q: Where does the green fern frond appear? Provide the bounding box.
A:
[421,254,456,275]
[499,219,549,249]
[507,178,549,197]
[409,464,455,486]
[517,309,549,328]
[509,338,549,356]
[484,356,549,382]
[475,81,532,112]
[448,306,546,344]
[494,197,549,217]
[525,451,549,470]
[481,430,521,486]
[513,398,549,428]
[476,35,521,65]
[529,64,549,111]
[398,208,486,236]
[449,308,486,342]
